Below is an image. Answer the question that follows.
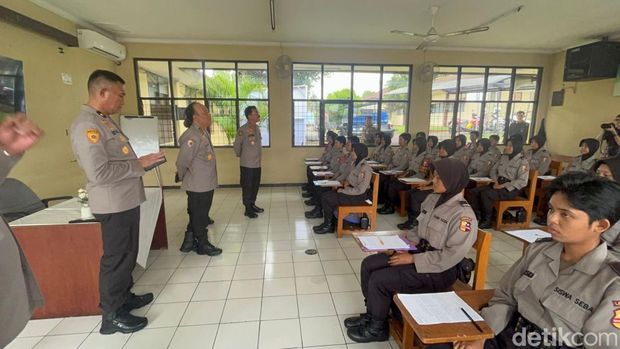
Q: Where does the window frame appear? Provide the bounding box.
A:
[290,62,413,147]
[430,65,543,144]
[133,58,271,148]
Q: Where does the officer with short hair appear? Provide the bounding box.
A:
[176,101,222,256]
[234,105,264,218]
[71,70,165,334]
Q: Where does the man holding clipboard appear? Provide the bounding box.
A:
[70,70,165,335]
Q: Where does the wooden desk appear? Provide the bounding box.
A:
[398,178,430,188]
[10,188,168,319]
[393,290,495,347]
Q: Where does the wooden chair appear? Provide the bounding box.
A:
[534,160,565,215]
[336,172,379,238]
[397,190,407,217]
[389,229,493,349]
[493,170,538,230]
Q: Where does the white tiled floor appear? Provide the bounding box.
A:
[8,186,527,349]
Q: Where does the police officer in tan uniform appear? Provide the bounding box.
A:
[176,102,222,256]
[362,116,378,145]
[234,106,263,218]
[302,131,338,196]
[466,136,529,229]
[71,70,165,334]
[488,134,502,161]
[378,133,411,209]
[453,134,472,166]
[468,138,498,177]
[566,138,599,173]
[524,135,551,175]
[430,172,620,349]
[0,114,44,348]
[425,135,440,161]
[303,136,346,207]
[345,158,478,343]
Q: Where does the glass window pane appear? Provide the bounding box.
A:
[382,66,410,101]
[239,101,270,146]
[173,100,191,142]
[205,62,235,70]
[462,67,485,74]
[489,68,513,74]
[432,71,458,101]
[513,69,539,101]
[456,102,482,134]
[458,73,485,101]
[486,73,512,101]
[434,66,458,73]
[323,65,352,100]
[352,102,379,145]
[140,99,174,146]
[508,103,534,141]
[294,101,320,146]
[429,102,455,141]
[171,61,204,98]
[482,102,508,141]
[238,65,268,99]
[205,68,236,99]
[381,102,408,145]
[324,103,349,139]
[137,61,170,98]
[209,100,237,146]
[353,66,380,100]
[293,64,322,100]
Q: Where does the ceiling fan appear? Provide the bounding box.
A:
[391,5,524,50]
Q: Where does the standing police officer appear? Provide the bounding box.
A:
[234,106,263,218]
[71,70,165,334]
[176,102,222,256]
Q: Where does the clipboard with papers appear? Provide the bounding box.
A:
[309,165,328,170]
[352,231,416,252]
[305,157,320,161]
[305,161,323,165]
[502,229,551,243]
[313,180,342,187]
[380,170,404,175]
[312,171,334,177]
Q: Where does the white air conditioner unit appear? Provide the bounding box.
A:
[77,29,126,62]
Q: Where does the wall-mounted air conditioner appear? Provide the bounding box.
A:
[77,29,126,63]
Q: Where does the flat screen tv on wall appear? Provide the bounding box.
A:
[0,56,25,121]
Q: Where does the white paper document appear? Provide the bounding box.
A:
[367,160,379,164]
[505,229,551,243]
[538,175,556,181]
[313,171,334,177]
[470,176,493,182]
[399,177,429,184]
[380,170,404,175]
[305,157,320,161]
[357,235,409,250]
[305,161,323,165]
[310,165,328,170]
[397,291,484,325]
[313,180,342,187]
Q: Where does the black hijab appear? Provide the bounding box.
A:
[478,138,491,154]
[529,135,546,154]
[427,136,438,149]
[507,136,524,160]
[455,134,467,150]
[592,157,620,182]
[414,136,427,156]
[381,132,392,150]
[430,158,470,208]
[438,139,456,158]
[352,143,368,166]
[579,138,600,161]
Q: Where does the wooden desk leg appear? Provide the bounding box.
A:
[402,322,416,349]
[522,242,528,255]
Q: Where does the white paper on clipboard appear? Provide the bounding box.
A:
[120,115,160,157]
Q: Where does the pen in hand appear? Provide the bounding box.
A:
[460,307,483,333]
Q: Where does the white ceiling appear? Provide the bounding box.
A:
[32,0,620,52]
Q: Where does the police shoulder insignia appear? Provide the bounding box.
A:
[459,216,472,233]
[86,128,101,144]
[121,146,129,155]
[187,139,194,147]
[610,262,620,276]
[612,308,620,330]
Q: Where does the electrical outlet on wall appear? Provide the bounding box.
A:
[61,73,73,85]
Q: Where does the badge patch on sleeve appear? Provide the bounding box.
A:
[612,309,620,329]
[459,217,472,233]
[86,128,101,144]
[121,146,129,155]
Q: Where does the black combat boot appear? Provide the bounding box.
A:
[347,319,389,343]
[305,207,323,219]
[100,309,148,335]
[179,231,196,252]
[344,313,371,328]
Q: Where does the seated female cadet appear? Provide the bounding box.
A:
[303,136,345,205]
[466,136,529,229]
[524,135,551,175]
[302,131,337,194]
[378,136,428,215]
[371,132,394,165]
[397,139,457,230]
[453,134,472,166]
[345,158,478,343]
[566,138,600,173]
[468,138,498,178]
[378,133,411,206]
[425,135,440,161]
[429,172,620,349]
[593,157,620,256]
[313,143,372,234]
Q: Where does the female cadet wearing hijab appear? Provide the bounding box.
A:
[378,136,427,215]
[371,132,394,165]
[378,133,411,207]
[566,138,600,173]
[468,138,498,177]
[302,136,345,203]
[313,143,372,234]
[524,135,551,175]
[466,136,529,229]
[302,131,338,193]
[593,157,620,257]
[428,172,620,349]
[345,158,478,343]
[397,139,457,229]
[452,134,472,166]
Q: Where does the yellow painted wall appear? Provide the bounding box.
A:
[544,51,620,157]
[118,43,554,186]
[0,0,116,197]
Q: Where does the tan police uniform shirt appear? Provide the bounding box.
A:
[318,143,333,163]
[362,125,378,145]
[334,153,354,182]
[489,146,502,161]
[406,152,427,178]
[389,146,411,171]
[328,148,344,172]
[70,105,145,214]
[233,122,262,168]
[0,152,44,348]
[378,146,394,165]
[602,222,620,258]
[491,153,530,192]
[176,124,218,193]
[341,159,372,196]
[425,147,440,162]
[525,148,551,175]
[453,146,472,166]
[481,241,620,348]
[468,151,498,177]
[405,192,478,273]
[567,155,597,173]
